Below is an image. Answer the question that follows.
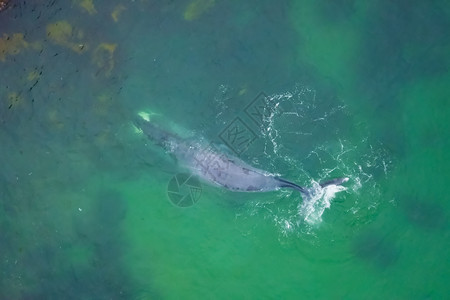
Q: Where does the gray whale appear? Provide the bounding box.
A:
[134,116,348,199]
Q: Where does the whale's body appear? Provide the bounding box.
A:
[135,116,348,198]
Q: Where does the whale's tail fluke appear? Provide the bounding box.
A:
[276,177,349,200]
[319,177,349,188]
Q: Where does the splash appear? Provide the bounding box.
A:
[299,181,347,225]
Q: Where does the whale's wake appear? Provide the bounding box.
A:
[210,84,391,240]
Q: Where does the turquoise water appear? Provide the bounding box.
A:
[1,0,449,298]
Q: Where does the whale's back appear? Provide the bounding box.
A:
[135,117,307,193]
[176,142,281,192]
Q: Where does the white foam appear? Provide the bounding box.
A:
[299,182,347,226]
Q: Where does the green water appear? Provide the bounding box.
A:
[1,0,449,299]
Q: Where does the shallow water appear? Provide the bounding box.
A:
[0,1,449,299]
